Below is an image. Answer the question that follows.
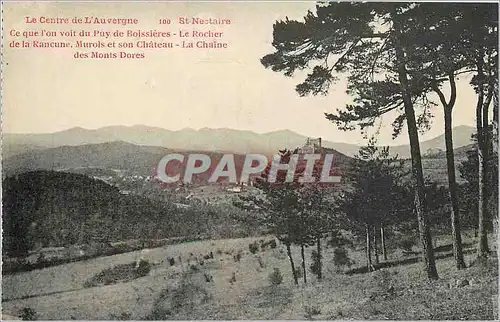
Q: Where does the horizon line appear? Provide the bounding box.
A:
[3,123,476,147]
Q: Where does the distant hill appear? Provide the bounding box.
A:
[385,125,475,159]
[2,141,353,183]
[425,143,475,160]
[3,124,475,159]
[2,141,171,176]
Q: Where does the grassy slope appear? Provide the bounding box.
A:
[2,234,497,320]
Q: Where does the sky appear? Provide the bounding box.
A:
[3,1,479,146]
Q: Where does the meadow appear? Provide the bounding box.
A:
[2,233,497,320]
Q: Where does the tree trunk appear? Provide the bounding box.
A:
[479,98,492,257]
[365,224,373,272]
[381,225,387,261]
[301,244,307,284]
[493,84,499,156]
[316,237,322,280]
[286,243,298,285]
[476,66,493,260]
[393,21,438,279]
[373,225,379,265]
[444,107,466,269]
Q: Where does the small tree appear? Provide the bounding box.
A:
[298,184,338,280]
[332,247,354,271]
[269,268,284,286]
[235,149,303,285]
[339,137,408,272]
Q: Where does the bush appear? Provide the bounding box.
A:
[202,251,214,260]
[304,305,321,319]
[268,239,277,249]
[109,312,131,320]
[85,261,150,288]
[136,259,151,277]
[333,247,353,269]
[233,250,243,262]
[168,257,175,266]
[229,272,237,284]
[203,272,213,282]
[249,242,259,254]
[268,268,283,286]
[20,307,38,320]
[327,231,354,248]
[147,276,211,319]
[309,250,322,278]
[36,252,47,265]
[399,238,416,252]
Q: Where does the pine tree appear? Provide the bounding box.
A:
[261,3,440,278]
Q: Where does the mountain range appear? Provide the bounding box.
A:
[3,125,476,159]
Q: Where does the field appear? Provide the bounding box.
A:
[2,233,497,320]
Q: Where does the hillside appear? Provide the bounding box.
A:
[2,234,497,320]
[3,125,476,159]
[1,171,257,258]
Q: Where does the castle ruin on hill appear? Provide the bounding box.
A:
[298,137,323,154]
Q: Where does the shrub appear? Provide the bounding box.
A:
[309,250,322,278]
[399,238,416,252]
[20,307,38,321]
[168,257,175,266]
[203,273,213,282]
[327,231,354,248]
[216,249,223,255]
[147,275,211,319]
[249,242,259,254]
[304,305,322,319]
[268,268,283,286]
[189,264,199,272]
[36,252,46,265]
[109,312,131,320]
[233,250,243,262]
[202,252,214,260]
[229,272,237,284]
[333,247,353,269]
[84,261,150,288]
[268,239,277,249]
[135,259,151,277]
